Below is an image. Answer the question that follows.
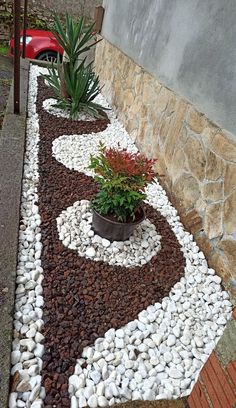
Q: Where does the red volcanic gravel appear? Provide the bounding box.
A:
[36,77,185,407]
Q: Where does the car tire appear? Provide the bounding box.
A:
[37,51,60,62]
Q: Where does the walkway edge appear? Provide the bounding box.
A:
[0,59,29,408]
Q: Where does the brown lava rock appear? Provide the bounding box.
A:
[35,77,185,407]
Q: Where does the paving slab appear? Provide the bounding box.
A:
[0,59,29,408]
[0,56,13,131]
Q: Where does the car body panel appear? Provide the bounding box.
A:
[9,29,64,60]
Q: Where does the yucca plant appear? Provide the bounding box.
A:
[44,60,105,118]
[54,13,99,66]
[43,14,107,119]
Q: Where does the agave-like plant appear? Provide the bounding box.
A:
[53,13,99,67]
[43,14,107,119]
[44,60,105,118]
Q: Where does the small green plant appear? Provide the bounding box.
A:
[29,16,49,31]
[44,60,104,118]
[0,42,8,56]
[43,14,107,119]
[89,144,156,222]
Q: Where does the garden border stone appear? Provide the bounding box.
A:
[0,58,29,408]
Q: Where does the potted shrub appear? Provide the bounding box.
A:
[89,144,156,241]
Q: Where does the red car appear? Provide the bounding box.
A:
[9,29,64,61]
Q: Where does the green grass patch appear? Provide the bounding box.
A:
[0,43,9,56]
[0,78,12,86]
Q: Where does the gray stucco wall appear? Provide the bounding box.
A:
[102,0,236,137]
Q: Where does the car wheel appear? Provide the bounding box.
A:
[37,51,59,62]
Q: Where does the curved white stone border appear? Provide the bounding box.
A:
[52,124,138,177]
[43,93,114,123]
[9,65,48,408]
[69,179,232,408]
[43,98,96,121]
[57,200,161,267]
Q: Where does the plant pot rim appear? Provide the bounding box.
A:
[92,207,145,227]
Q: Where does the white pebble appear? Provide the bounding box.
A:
[86,247,96,258]
[88,395,98,408]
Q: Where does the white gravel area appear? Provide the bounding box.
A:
[57,200,161,267]
[43,98,96,121]
[9,65,47,408]
[52,125,137,177]
[43,94,111,122]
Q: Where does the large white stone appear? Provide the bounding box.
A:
[11,350,21,365]
[98,396,108,407]
[87,395,98,408]
[71,396,78,408]
[90,370,101,385]
[86,247,96,258]
[167,335,176,346]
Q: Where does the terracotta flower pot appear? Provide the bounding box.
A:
[92,207,145,242]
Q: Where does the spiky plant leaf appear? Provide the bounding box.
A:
[44,13,108,119]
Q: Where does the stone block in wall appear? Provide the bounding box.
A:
[187,107,206,134]
[205,150,225,181]
[142,72,161,105]
[219,238,236,271]
[156,87,171,113]
[153,155,167,178]
[195,197,207,215]
[195,233,213,258]
[158,115,172,148]
[122,89,135,109]
[208,132,236,163]
[173,173,200,211]
[201,181,224,202]
[224,190,236,235]
[181,209,203,235]
[164,100,188,167]
[204,202,223,240]
[208,252,236,296]
[224,163,236,196]
[184,137,206,182]
[168,147,186,184]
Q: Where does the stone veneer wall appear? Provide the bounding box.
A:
[95,39,236,296]
[0,0,102,41]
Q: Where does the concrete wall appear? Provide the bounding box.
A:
[102,0,236,138]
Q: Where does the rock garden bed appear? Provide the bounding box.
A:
[9,64,232,408]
